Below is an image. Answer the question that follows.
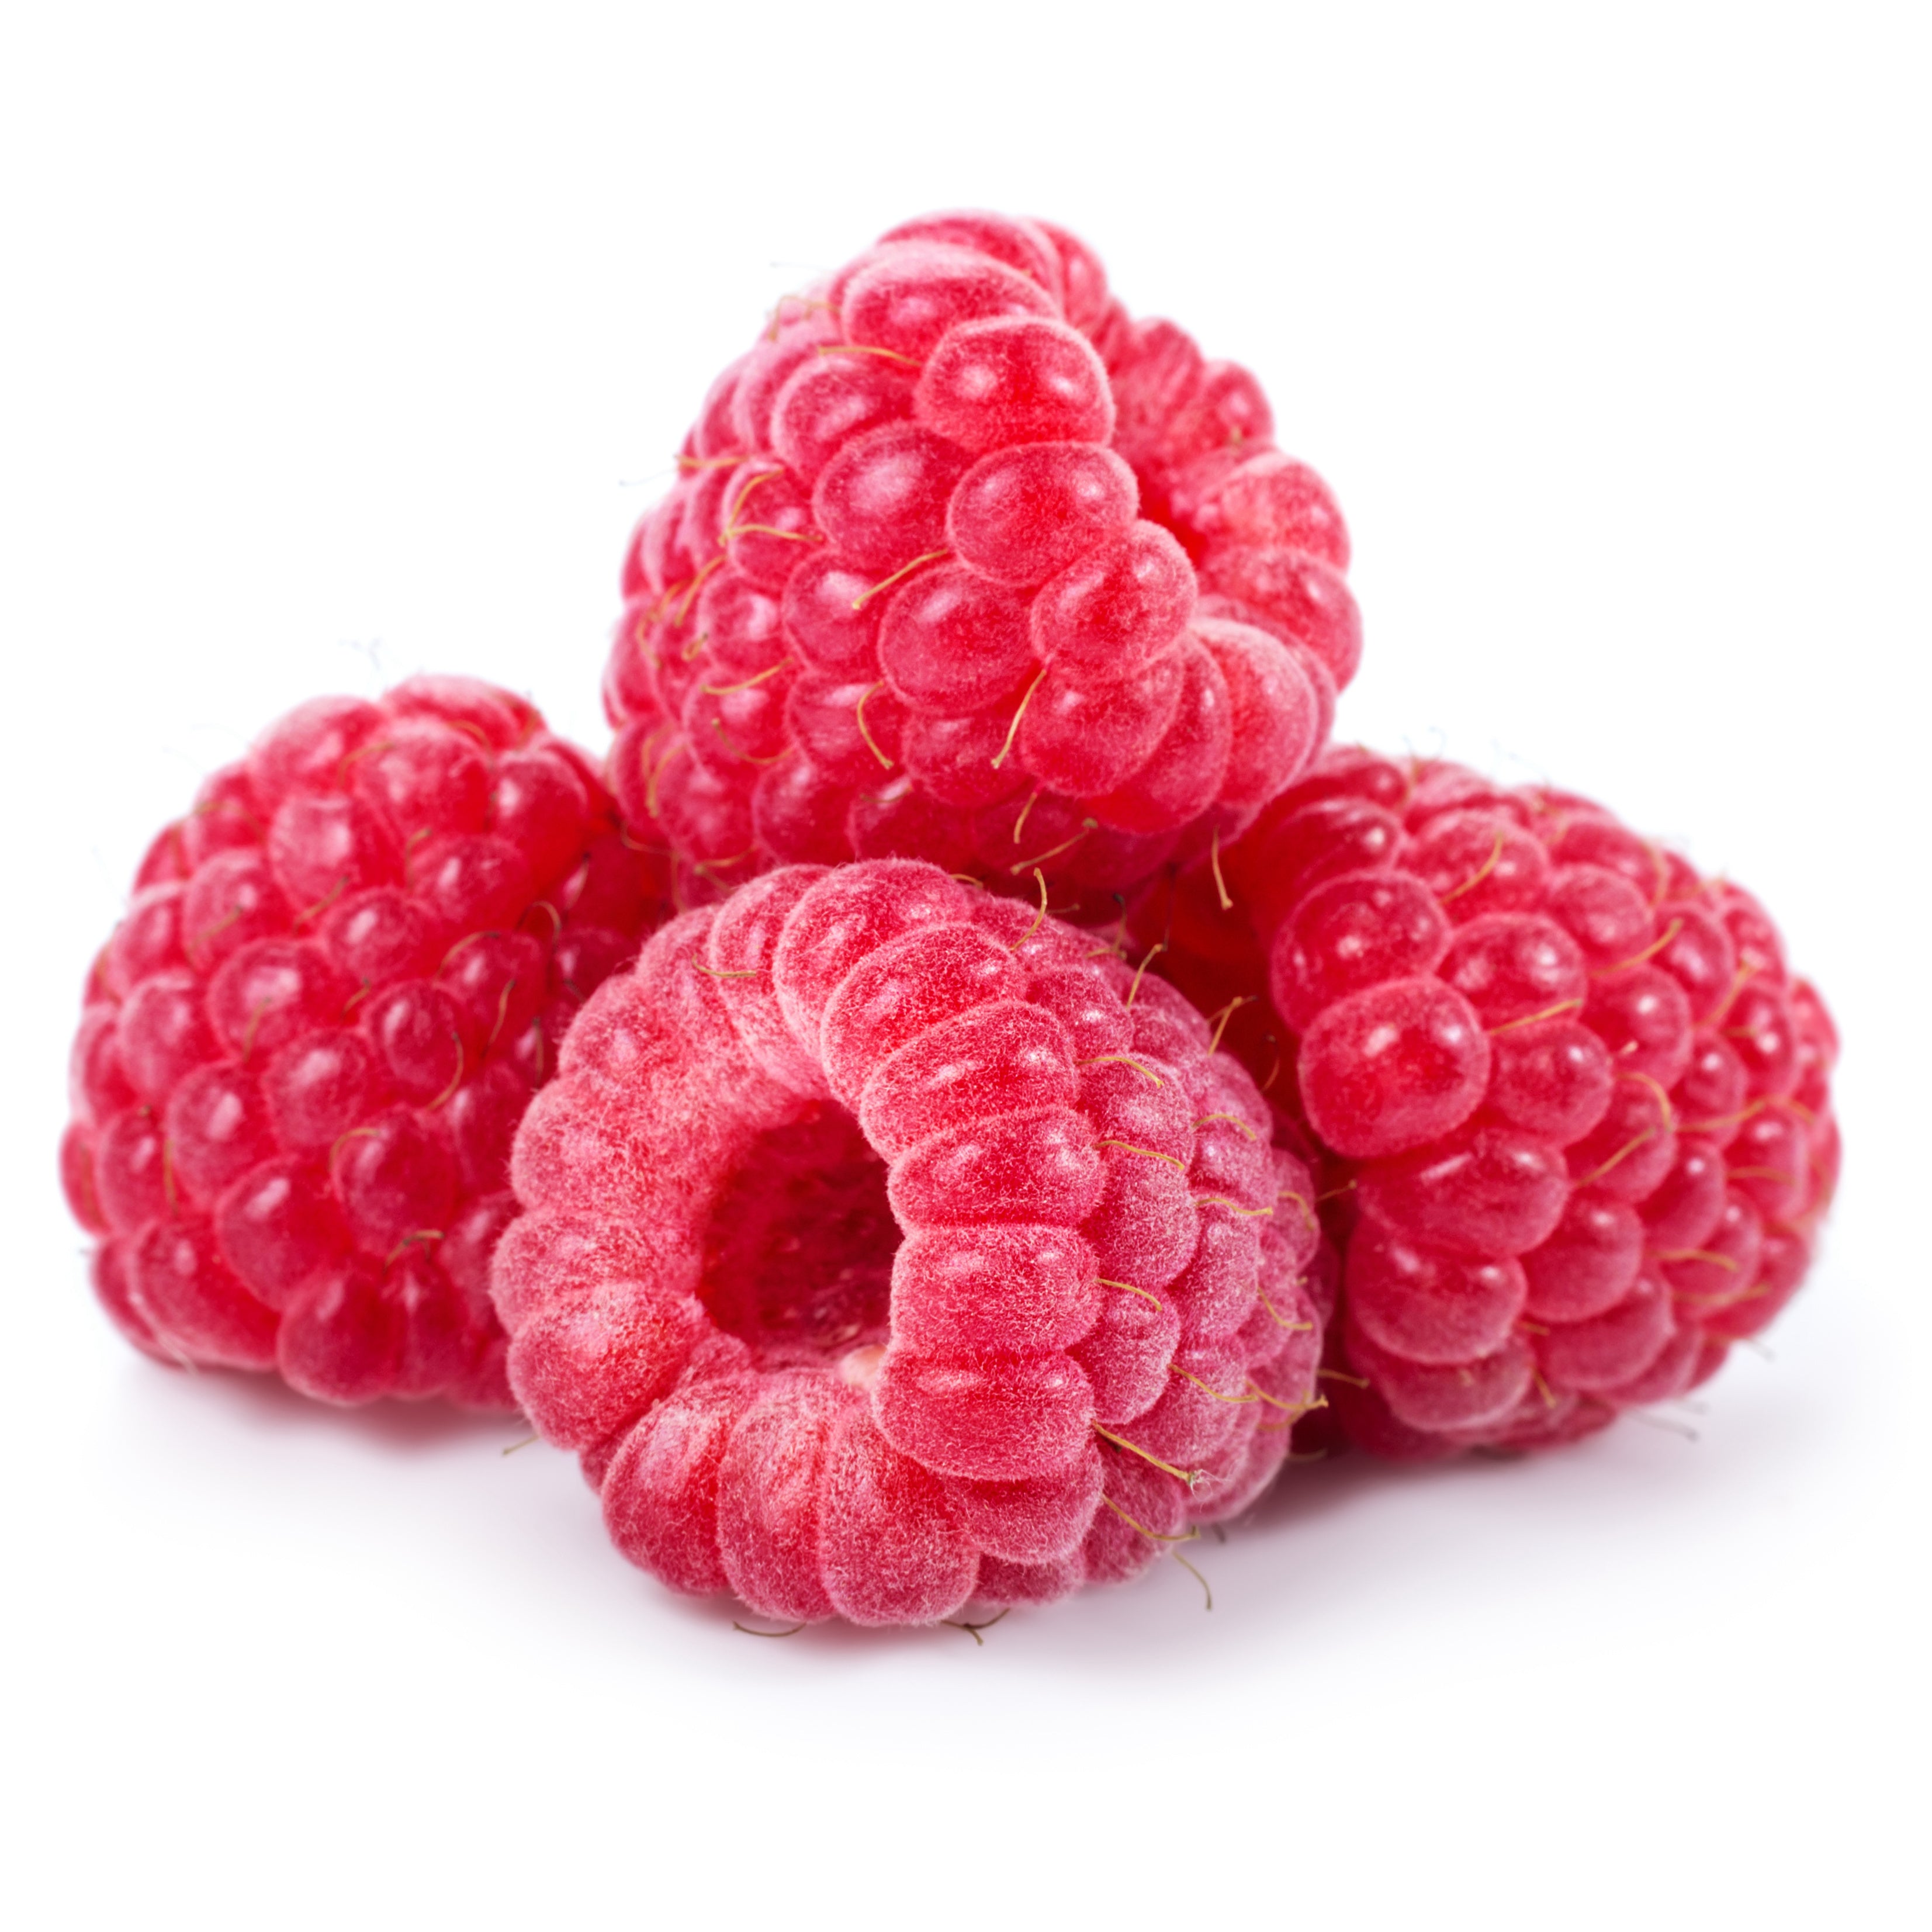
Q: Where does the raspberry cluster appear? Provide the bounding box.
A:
[600,211,1358,919]
[493,860,1325,1623]
[61,678,667,1405]
[57,209,1841,1628]
[1136,749,1839,1455]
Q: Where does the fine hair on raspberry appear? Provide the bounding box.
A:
[1127,748,1838,1457]
[492,858,1327,1625]
[60,677,670,1407]
[599,210,1359,922]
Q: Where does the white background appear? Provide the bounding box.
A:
[4,4,1927,1926]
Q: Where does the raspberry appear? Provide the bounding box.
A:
[601,211,1355,922]
[60,677,669,1407]
[491,858,1325,1624]
[1127,749,1838,1456]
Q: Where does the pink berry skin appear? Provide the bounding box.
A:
[732,313,843,455]
[1129,747,1839,1457]
[1015,652,1188,799]
[840,243,1057,359]
[1194,618,1322,815]
[889,1225,1101,1355]
[1199,545,1362,690]
[1486,1020,1614,1144]
[878,212,1065,302]
[771,353,915,484]
[1085,641,1234,836]
[1193,451,1352,571]
[1523,1192,1646,1323]
[1347,1224,1526,1363]
[943,1448,1104,1565]
[1358,1123,1571,1265]
[782,553,885,676]
[914,316,1115,452]
[1297,978,1493,1160]
[715,1374,847,1622]
[602,1375,759,1597]
[61,679,669,1408]
[603,212,1353,916]
[872,1350,1096,1483]
[813,423,973,573]
[1269,872,1451,1031]
[818,1406,979,1626]
[877,566,1034,714]
[1031,522,1197,679]
[491,860,1320,1623]
[947,444,1138,587]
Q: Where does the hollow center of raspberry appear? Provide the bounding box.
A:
[698,1103,896,1370]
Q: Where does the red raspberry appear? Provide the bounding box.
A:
[492,858,1325,1625]
[1127,749,1838,1456]
[600,211,1356,922]
[60,678,669,1407]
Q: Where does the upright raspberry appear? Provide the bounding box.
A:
[1130,749,1839,1456]
[601,212,1357,922]
[492,860,1326,1625]
[60,678,669,1406]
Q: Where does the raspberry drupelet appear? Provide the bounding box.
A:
[60,678,669,1407]
[600,211,1358,921]
[492,859,1325,1625]
[1128,749,1838,1457]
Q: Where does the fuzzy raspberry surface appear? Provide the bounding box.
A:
[600,210,1356,922]
[61,678,669,1407]
[493,858,1325,1625]
[1128,749,1839,1456]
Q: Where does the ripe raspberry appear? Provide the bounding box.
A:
[600,210,1356,922]
[492,858,1325,1625]
[1127,748,1838,1456]
[60,678,669,1407]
